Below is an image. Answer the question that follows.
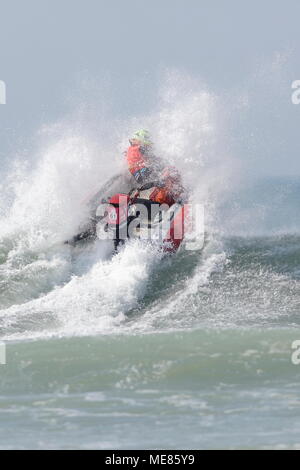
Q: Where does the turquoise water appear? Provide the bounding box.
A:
[1,230,300,449]
[0,328,299,450]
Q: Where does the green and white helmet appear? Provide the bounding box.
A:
[131,129,153,146]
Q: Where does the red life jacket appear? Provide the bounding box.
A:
[150,187,175,207]
[126,145,147,174]
[150,174,183,207]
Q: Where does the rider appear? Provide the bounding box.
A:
[125,129,162,184]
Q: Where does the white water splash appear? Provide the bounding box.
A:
[0,70,237,341]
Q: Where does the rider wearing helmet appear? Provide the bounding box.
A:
[125,129,162,184]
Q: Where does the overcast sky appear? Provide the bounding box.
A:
[1,0,300,175]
